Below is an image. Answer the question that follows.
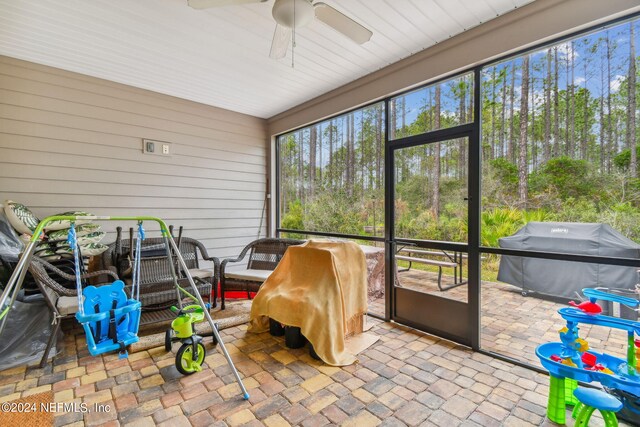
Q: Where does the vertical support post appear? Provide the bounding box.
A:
[468,67,482,350]
[547,375,568,424]
[628,331,637,376]
[564,377,578,406]
[384,98,393,322]
[274,136,281,238]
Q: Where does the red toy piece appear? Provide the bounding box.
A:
[581,352,614,374]
[550,355,562,362]
[569,300,603,315]
[582,352,597,367]
[635,339,640,348]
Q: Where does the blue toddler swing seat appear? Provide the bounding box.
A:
[71,222,144,359]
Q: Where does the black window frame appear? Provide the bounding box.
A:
[274,10,640,369]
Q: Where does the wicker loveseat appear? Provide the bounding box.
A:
[102,236,218,314]
[220,238,305,309]
[29,257,119,366]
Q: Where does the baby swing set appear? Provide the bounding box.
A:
[0,215,249,400]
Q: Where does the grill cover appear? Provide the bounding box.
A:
[497,222,640,299]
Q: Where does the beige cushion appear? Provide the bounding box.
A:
[225,269,272,282]
[57,296,78,316]
[4,200,40,235]
[188,268,215,279]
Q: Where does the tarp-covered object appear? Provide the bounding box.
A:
[498,222,640,299]
[248,240,367,366]
[0,300,57,370]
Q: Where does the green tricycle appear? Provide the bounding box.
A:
[165,304,219,375]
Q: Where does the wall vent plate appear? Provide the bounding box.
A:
[143,139,172,156]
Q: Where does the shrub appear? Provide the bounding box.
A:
[613,145,640,173]
[281,200,304,230]
[481,207,550,247]
[529,156,599,201]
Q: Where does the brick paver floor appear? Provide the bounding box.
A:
[371,269,632,367]
[0,314,633,426]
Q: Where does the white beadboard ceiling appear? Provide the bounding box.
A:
[0,0,534,118]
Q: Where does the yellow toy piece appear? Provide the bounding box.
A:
[600,367,614,375]
[559,327,568,333]
[561,358,577,367]
[575,338,589,352]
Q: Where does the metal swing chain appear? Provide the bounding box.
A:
[132,222,145,301]
[67,222,85,316]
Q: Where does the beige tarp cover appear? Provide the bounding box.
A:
[248,240,367,366]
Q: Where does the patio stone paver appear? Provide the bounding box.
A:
[373,269,632,366]
[0,311,634,426]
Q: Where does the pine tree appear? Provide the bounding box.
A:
[508,62,517,163]
[553,46,560,157]
[518,56,530,205]
[628,22,637,176]
[329,120,334,188]
[375,106,382,190]
[298,130,304,201]
[569,40,576,158]
[599,37,606,171]
[458,80,467,179]
[390,99,396,140]
[491,67,497,160]
[544,49,552,163]
[581,40,590,161]
[606,31,614,173]
[309,125,317,198]
[531,61,537,170]
[433,85,441,220]
[501,68,507,158]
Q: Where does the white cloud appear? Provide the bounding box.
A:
[610,74,625,92]
[574,76,586,86]
[555,42,579,61]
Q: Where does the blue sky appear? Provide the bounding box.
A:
[397,17,639,128]
[282,17,640,161]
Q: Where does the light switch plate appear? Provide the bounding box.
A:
[143,139,172,156]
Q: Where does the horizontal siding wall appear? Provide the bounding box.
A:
[0,56,268,263]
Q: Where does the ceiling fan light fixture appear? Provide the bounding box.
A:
[272,0,314,29]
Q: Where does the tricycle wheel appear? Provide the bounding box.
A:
[176,342,206,375]
[165,329,173,352]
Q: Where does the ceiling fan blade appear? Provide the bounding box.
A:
[270,24,291,59]
[187,0,265,10]
[313,2,372,45]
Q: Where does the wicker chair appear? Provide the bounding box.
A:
[102,237,218,313]
[29,257,119,367]
[220,238,305,309]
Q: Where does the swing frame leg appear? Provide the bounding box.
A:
[40,315,62,367]
[0,240,38,336]
[168,238,250,400]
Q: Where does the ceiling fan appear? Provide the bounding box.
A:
[187,0,373,60]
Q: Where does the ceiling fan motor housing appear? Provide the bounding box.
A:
[272,0,315,28]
